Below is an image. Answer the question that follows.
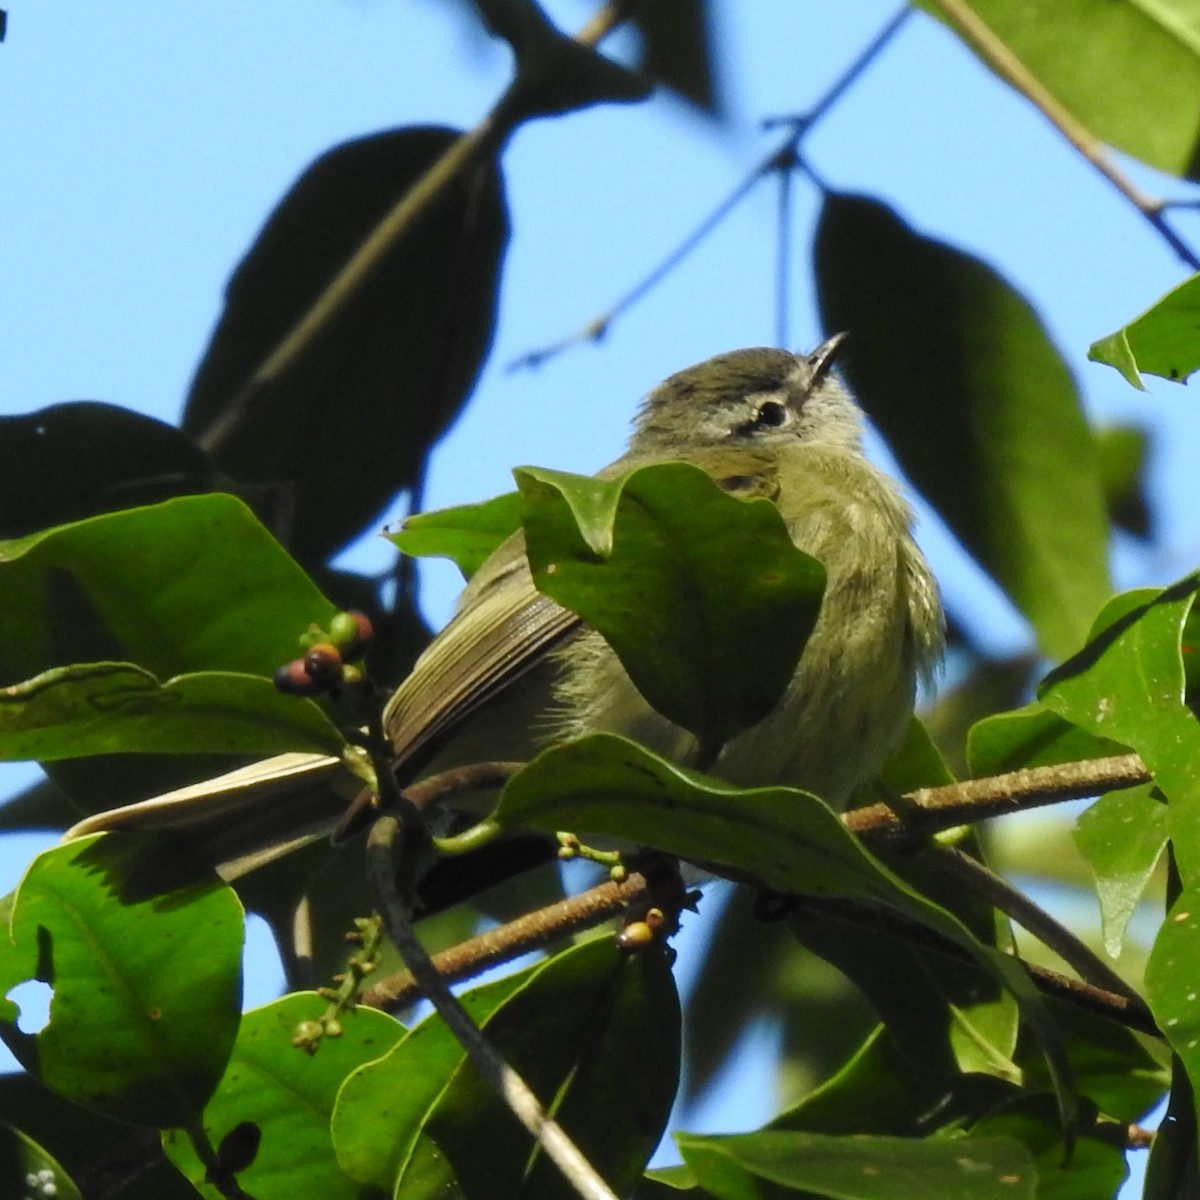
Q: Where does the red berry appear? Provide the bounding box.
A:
[275,659,320,695]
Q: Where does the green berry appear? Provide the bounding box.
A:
[329,610,373,658]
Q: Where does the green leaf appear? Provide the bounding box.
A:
[967,701,1130,777]
[0,1121,81,1200]
[1089,274,1200,388]
[790,888,1019,1085]
[492,733,1075,1130]
[0,664,345,761]
[0,402,216,539]
[1017,997,1167,1125]
[0,835,242,1128]
[968,1095,1128,1200]
[388,490,522,578]
[816,193,1111,660]
[875,715,956,794]
[920,0,1200,180]
[0,494,336,687]
[182,128,509,561]
[1073,784,1168,959]
[1147,887,1200,1114]
[515,463,826,753]
[333,965,535,1188]
[343,936,679,1200]
[676,1128,1037,1200]
[772,1026,1015,1139]
[1040,578,1200,884]
[163,994,404,1199]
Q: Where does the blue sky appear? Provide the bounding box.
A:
[2,1,1197,1186]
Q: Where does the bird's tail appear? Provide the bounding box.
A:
[64,752,357,879]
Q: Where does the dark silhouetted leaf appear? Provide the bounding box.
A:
[183,127,509,562]
[633,0,719,114]
[478,0,652,119]
[0,402,216,539]
[816,194,1111,659]
[1097,423,1153,539]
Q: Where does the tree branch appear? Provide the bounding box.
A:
[362,870,649,1010]
[366,813,620,1200]
[846,753,1150,841]
[928,0,1200,270]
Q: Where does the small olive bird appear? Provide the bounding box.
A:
[68,336,942,875]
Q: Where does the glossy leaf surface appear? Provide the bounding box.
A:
[1090,274,1200,389]
[0,835,242,1127]
[515,463,825,752]
[162,994,403,1199]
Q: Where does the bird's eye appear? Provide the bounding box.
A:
[755,400,788,428]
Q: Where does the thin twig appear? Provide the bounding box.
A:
[362,871,649,1010]
[575,0,638,47]
[794,892,1160,1037]
[508,5,912,370]
[929,0,1200,271]
[929,844,1151,1015]
[774,151,794,348]
[846,753,1151,841]
[366,814,620,1200]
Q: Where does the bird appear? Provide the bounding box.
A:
[66,336,942,878]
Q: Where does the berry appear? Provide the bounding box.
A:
[329,610,374,659]
[303,642,344,687]
[275,659,320,695]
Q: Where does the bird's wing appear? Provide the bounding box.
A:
[384,531,581,769]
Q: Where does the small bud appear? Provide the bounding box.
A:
[292,1019,324,1051]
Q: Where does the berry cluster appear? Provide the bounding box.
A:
[274,610,373,697]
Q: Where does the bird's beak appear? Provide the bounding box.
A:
[806,331,849,385]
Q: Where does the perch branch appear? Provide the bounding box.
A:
[846,753,1150,841]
